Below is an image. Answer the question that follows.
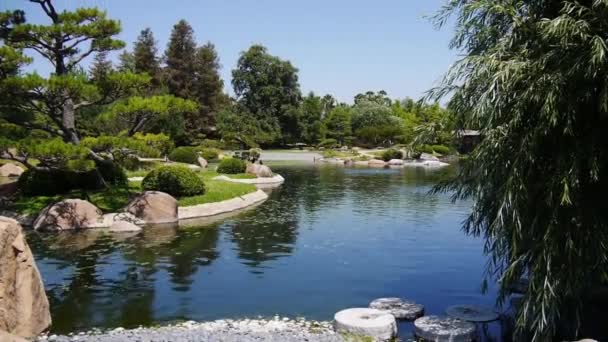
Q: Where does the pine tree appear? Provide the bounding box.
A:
[164,19,197,99]
[89,51,113,82]
[193,42,227,129]
[133,27,160,86]
[117,50,135,73]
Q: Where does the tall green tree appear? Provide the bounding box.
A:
[432,1,608,340]
[323,105,352,145]
[0,1,146,144]
[232,44,301,144]
[133,27,161,86]
[164,19,197,99]
[117,50,136,73]
[193,42,227,131]
[299,92,324,144]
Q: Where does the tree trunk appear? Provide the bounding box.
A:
[62,96,80,144]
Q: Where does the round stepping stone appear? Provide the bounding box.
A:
[334,308,397,341]
[446,305,499,322]
[369,297,424,320]
[414,315,476,342]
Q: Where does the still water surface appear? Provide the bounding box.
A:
[28,164,497,335]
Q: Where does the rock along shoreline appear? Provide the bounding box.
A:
[37,318,347,342]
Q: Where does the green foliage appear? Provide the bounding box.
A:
[299,92,324,144]
[142,165,205,197]
[20,138,90,169]
[354,90,391,106]
[95,160,128,186]
[216,106,271,148]
[322,150,338,158]
[98,95,196,137]
[323,106,352,145]
[18,168,100,196]
[132,132,174,155]
[232,44,301,143]
[191,42,228,131]
[318,138,338,149]
[164,20,197,99]
[431,0,608,339]
[168,146,198,164]
[430,145,451,155]
[195,147,220,161]
[414,144,434,154]
[81,135,161,158]
[380,148,403,162]
[198,139,224,149]
[216,158,246,174]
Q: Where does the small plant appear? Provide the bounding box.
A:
[380,148,403,161]
[216,158,246,174]
[142,165,205,197]
[322,150,339,158]
[168,147,198,164]
[249,148,262,162]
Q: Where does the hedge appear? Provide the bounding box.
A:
[216,158,246,174]
[142,165,205,197]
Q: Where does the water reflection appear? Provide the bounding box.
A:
[29,164,494,336]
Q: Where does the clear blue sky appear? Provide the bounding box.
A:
[3,0,458,103]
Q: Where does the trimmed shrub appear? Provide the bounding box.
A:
[199,139,224,149]
[381,148,403,162]
[318,138,338,149]
[415,144,435,154]
[431,145,452,155]
[18,168,102,196]
[142,165,205,197]
[249,148,262,162]
[216,158,246,174]
[96,160,128,186]
[195,147,220,161]
[322,150,339,158]
[169,147,198,164]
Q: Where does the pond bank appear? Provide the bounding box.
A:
[38,318,345,342]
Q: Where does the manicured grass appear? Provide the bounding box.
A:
[10,175,256,216]
[10,185,137,215]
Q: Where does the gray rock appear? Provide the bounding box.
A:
[445,305,499,322]
[414,315,476,342]
[369,297,424,320]
[419,153,439,161]
[33,199,103,231]
[387,159,404,166]
[334,308,397,341]
[197,157,208,169]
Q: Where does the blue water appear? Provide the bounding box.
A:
[28,164,499,337]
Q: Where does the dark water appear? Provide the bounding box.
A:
[28,164,499,336]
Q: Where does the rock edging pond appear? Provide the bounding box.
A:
[37,318,344,342]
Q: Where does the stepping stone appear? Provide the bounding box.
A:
[369,297,424,320]
[334,308,397,341]
[414,315,476,342]
[446,305,499,322]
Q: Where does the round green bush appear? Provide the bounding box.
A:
[168,147,198,164]
[381,148,403,161]
[415,144,435,154]
[142,165,205,197]
[431,145,452,155]
[216,158,246,174]
[196,147,220,161]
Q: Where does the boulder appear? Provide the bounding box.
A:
[0,163,24,177]
[0,217,51,338]
[334,308,397,341]
[387,159,404,166]
[33,199,103,231]
[126,191,178,225]
[369,297,424,320]
[197,156,208,169]
[0,330,29,342]
[420,153,439,161]
[246,163,274,178]
[368,159,387,167]
[414,315,476,342]
[109,220,142,233]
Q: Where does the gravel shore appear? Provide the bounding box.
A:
[38,318,348,342]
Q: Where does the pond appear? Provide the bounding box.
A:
[27,164,498,336]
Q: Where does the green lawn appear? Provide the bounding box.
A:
[10,173,257,216]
